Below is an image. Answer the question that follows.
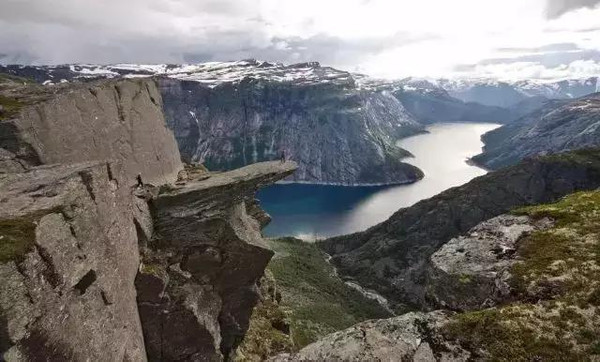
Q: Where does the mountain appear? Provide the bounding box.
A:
[319,149,600,310]
[436,77,600,108]
[472,93,600,169]
[0,61,425,185]
[390,79,512,124]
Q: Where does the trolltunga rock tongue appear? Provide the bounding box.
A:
[136,160,297,361]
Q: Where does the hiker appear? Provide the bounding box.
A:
[280,150,286,163]
[136,174,144,187]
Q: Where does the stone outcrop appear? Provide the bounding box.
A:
[0,162,146,361]
[320,149,600,310]
[426,215,553,311]
[135,161,297,361]
[271,311,469,361]
[0,77,182,185]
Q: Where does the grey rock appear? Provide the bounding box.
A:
[0,162,146,361]
[136,161,297,361]
[1,78,182,185]
[427,214,553,310]
[271,311,469,362]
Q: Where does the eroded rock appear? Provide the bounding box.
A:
[0,162,145,361]
[426,214,553,310]
[136,161,297,361]
[1,77,182,185]
[271,311,469,362]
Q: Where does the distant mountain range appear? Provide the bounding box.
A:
[1,60,598,185]
[400,76,600,108]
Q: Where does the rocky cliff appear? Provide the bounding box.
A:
[159,74,424,185]
[473,93,600,170]
[0,75,298,361]
[1,61,425,185]
[320,148,600,310]
[0,74,182,185]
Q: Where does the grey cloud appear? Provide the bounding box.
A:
[0,0,437,68]
[497,43,579,53]
[478,49,600,68]
[546,0,600,18]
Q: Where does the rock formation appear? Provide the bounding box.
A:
[0,162,146,361]
[279,188,600,360]
[136,161,296,361]
[0,75,298,361]
[426,214,553,311]
[0,76,182,185]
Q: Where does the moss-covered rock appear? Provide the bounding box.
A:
[441,190,600,360]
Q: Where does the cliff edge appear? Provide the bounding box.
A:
[0,75,298,361]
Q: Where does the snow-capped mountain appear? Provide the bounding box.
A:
[433,77,599,108]
[1,60,360,88]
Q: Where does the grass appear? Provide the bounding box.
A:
[0,209,61,264]
[0,95,25,119]
[265,237,390,348]
[235,271,294,361]
[442,190,600,359]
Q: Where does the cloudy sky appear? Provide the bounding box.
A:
[1,0,599,80]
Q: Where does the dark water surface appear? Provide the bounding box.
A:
[258,122,500,239]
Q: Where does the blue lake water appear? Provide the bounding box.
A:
[258,122,501,239]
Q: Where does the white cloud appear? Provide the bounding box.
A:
[455,59,600,81]
[0,0,599,80]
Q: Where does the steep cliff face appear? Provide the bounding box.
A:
[158,74,424,185]
[320,149,600,310]
[0,76,297,361]
[1,61,430,185]
[0,76,182,185]
[473,93,600,170]
[136,161,297,361]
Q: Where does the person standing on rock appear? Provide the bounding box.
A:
[280,150,286,163]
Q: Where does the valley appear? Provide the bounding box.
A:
[258,122,500,239]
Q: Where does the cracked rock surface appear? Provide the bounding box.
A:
[0,162,146,361]
[271,311,469,362]
[136,161,297,361]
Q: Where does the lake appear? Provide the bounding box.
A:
[257,122,501,239]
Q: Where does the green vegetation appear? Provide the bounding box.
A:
[443,190,600,360]
[235,271,293,361]
[266,237,390,348]
[0,95,25,119]
[0,73,34,84]
[0,209,61,263]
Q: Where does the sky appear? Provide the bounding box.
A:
[0,0,599,80]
